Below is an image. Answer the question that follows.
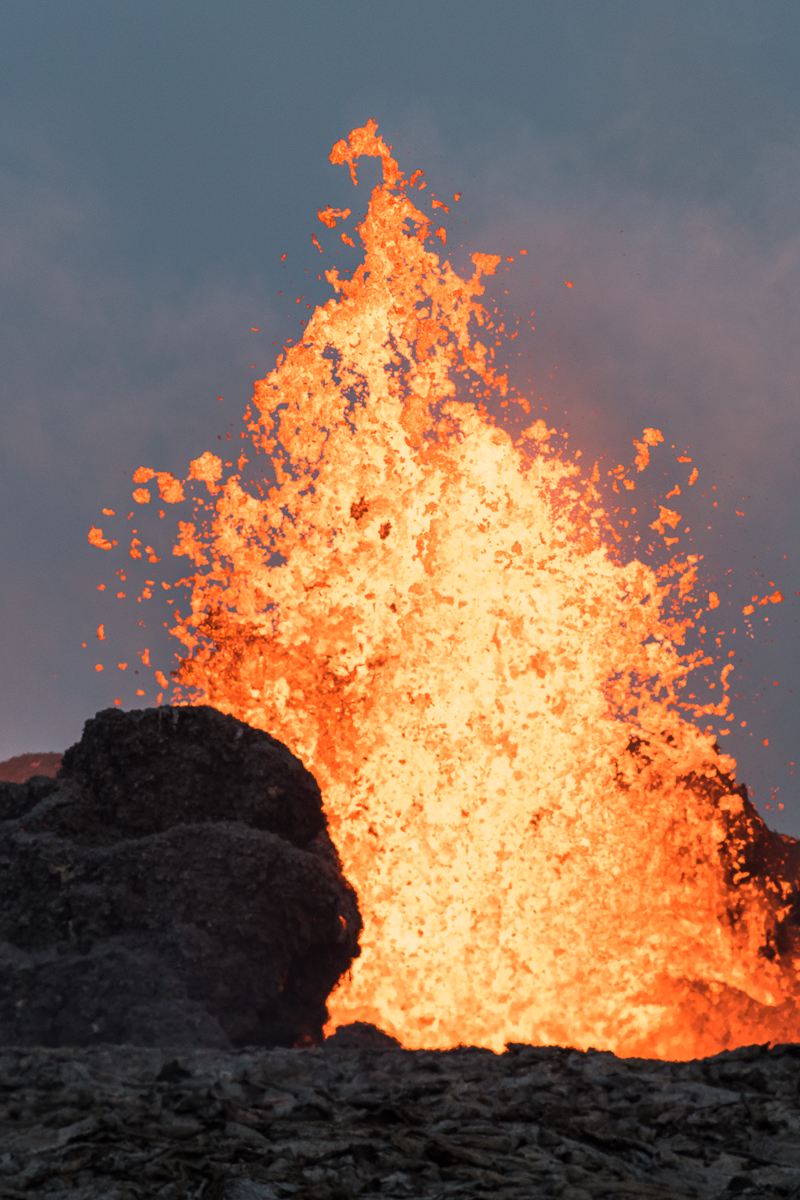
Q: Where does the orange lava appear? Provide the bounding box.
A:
[109,122,800,1058]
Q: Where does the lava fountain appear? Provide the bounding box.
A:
[97,121,800,1058]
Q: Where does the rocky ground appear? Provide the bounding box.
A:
[1,1037,800,1199]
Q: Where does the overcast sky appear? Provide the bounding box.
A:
[1,1,799,832]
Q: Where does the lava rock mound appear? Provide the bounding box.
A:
[0,705,362,1049]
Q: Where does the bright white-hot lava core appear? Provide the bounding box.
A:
[92,122,800,1059]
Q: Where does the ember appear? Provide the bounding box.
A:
[95,121,800,1058]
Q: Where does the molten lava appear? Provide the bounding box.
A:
[110,122,800,1058]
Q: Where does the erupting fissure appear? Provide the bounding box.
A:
[94,122,800,1059]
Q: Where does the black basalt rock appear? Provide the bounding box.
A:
[0,705,362,1049]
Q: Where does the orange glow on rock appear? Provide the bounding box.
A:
[117,122,800,1060]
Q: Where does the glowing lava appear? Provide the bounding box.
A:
[109,122,800,1058]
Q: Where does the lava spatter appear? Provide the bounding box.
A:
[104,122,800,1058]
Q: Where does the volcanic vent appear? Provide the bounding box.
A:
[91,120,800,1059]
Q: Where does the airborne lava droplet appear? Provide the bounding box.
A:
[119,121,800,1059]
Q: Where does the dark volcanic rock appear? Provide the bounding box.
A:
[324,1020,402,1050]
[4,1039,800,1197]
[0,705,362,1050]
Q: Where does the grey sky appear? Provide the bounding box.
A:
[1,1,798,830]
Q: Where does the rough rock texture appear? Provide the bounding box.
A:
[0,706,362,1050]
[0,752,62,783]
[2,1036,800,1197]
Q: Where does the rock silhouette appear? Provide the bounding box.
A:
[0,705,361,1049]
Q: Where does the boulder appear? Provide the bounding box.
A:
[324,1019,402,1049]
[0,705,362,1048]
